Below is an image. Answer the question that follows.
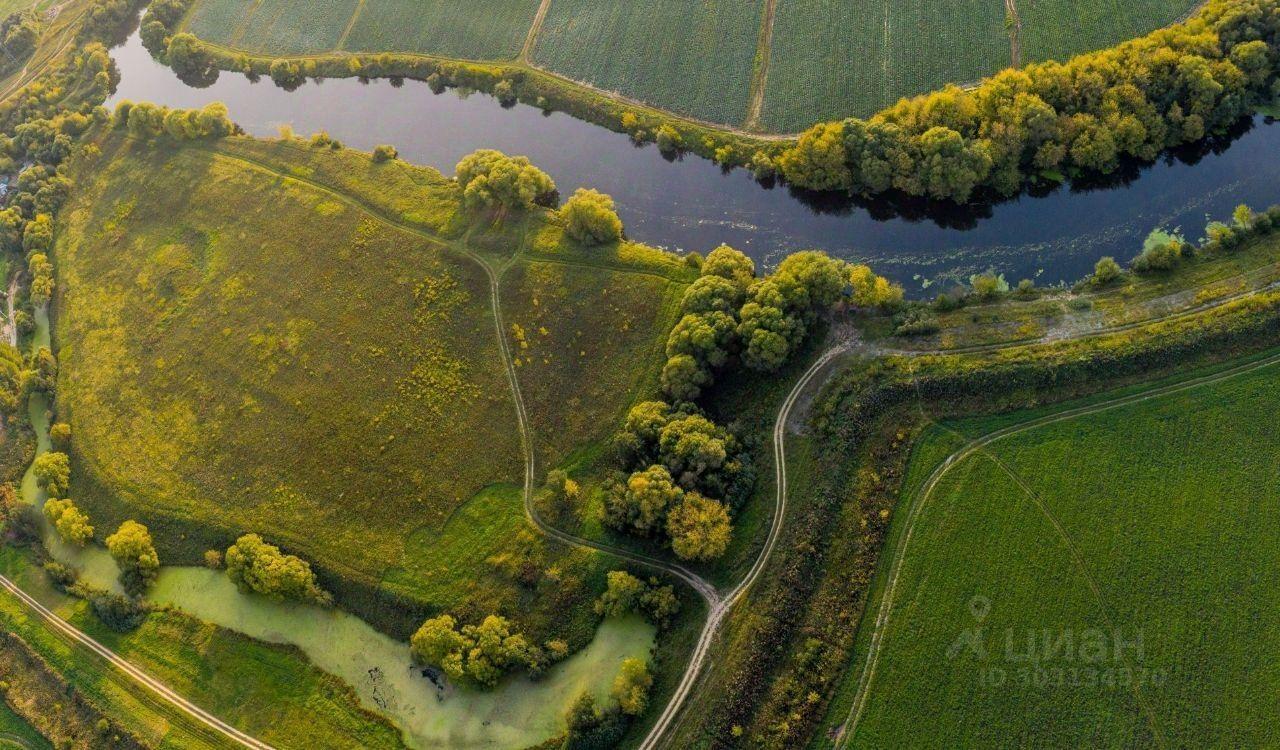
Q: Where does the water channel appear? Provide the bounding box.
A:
[108,29,1280,292]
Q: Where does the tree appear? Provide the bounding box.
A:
[371,144,398,163]
[43,497,92,545]
[605,465,683,534]
[658,414,729,483]
[778,121,850,190]
[463,615,532,686]
[225,533,332,605]
[660,353,710,402]
[106,520,159,595]
[969,271,1007,301]
[655,125,683,154]
[541,469,579,517]
[680,275,744,315]
[639,580,680,628]
[27,252,53,306]
[611,658,653,716]
[1131,229,1185,272]
[848,264,904,310]
[410,614,470,680]
[561,188,622,245]
[700,245,756,289]
[595,570,646,618]
[1091,256,1122,286]
[455,149,556,212]
[666,493,731,561]
[665,311,735,369]
[48,422,70,450]
[32,451,69,497]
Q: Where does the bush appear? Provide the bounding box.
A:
[1091,256,1123,286]
[371,144,397,163]
[88,590,147,632]
[455,149,556,212]
[44,497,93,546]
[892,308,940,337]
[105,520,159,595]
[225,533,331,605]
[1131,229,1185,272]
[561,188,623,245]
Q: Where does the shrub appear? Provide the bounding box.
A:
[611,657,653,716]
[1091,256,1123,286]
[225,533,331,605]
[31,451,69,497]
[561,188,622,245]
[1131,229,1185,272]
[105,520,159,595]
[44,497,93,545]
[455,149,556,212]
[371,144,397,163]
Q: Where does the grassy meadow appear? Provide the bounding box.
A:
[841,355,1280,747]
[52,133,687,649]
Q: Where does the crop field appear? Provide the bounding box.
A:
[187,0,358,56]
[842,356,1280,747]
[341,0,541,61]
[56,138,529,618]
[530,0,763,126]
[760,0,1009,132]
[184,0,540,61]
[1018,0,1200,64]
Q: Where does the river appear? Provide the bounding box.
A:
[107,29,1280,292]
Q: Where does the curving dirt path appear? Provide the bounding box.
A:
[831,349,1280,748]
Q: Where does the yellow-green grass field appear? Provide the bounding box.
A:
[0,700,48,750]
[172,0,1197,132]
[53,133,687,645]
[838,353,1280,747]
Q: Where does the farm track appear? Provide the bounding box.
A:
[520,0,553,62]
[1005,0,1022,67]
[744,0,779,131]
[0,576,267,749]
[830,349,1280,748]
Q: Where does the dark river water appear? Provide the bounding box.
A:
[107,30,1280,293]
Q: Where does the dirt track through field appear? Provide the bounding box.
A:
[521,0,554,62]
[1005,0,1022,67]
[744,0,779,130]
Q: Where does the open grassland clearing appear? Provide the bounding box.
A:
[500,256,688,472]
[761,0,1010,132]
[531,0,763,126]
[844,355,1280,746]
[56,135,530,625]
[1018,0,1200,65]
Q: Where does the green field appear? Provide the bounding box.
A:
[842,355,1280,747]
[760,0,1010,132]
[530,0,763,126]
[0,700,48,750]
[342,0,540,61]
[185,0,540,60]
[1018,0,1198,65]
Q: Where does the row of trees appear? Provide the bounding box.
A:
[775,0,1280,202]
[112,100,237,141]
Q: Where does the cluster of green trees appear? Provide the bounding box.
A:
[455,148,557,213]
[594,570,680,627]
[409,613,568,687]
[774,0,1280,201]
[662,246,900,401]
[605,400,749,561]
[106,520,160,596]
[224,533,332,605]
[111,100,236,141]
[0,12,39,69]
